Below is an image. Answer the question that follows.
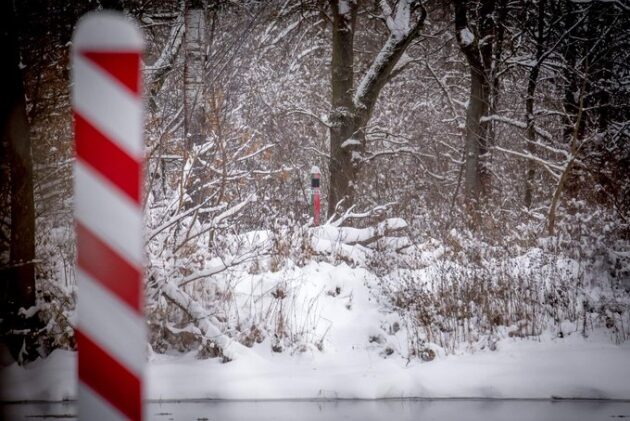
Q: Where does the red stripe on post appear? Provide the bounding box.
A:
[76,330,142,421]
[314,192,320,226]
[75,112,141,204]
[82,51,141,95]
[77,223,143,314]
[73,13,145,420]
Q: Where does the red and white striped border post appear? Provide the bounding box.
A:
[311,166,321,226]
[72,12,145,420]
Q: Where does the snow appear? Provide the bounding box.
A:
[380,0,411,39]
[315,218,406,245]
[144,12,183,75]
[2,259,630,402]
[354,38,397,108]
[341,138,362,149]
[3,329,629,401]
[338,0,352,17]
[1,350,75,402]
[459,28,475,47]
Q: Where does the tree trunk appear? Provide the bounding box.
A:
[1,0,38,362]
[327,1,426,217]
[561,0,583,143]
[185,1,207,148]
[524,0,546,208]
[547,76,585,235]
[328,0,357,216]
[463,68,490,205]
[184,0,207,205]
[454,0,495,218]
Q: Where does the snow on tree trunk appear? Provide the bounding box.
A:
[185,4,206,148]
[453,0,495,223]
[327,0,426,217]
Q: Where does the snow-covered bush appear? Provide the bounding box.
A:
[378,222,630,357]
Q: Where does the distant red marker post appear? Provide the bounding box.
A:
[311,166,321,226]
[71,12,145,420]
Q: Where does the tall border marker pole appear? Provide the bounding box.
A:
[311,166,321,226]
[72,12,145,420]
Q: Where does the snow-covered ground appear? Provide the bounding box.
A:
[2,333,629,402]
[2,260,629,402]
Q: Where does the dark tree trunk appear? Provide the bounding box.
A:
[454,0,495,218]
[463,68,490,204]
[561,0,584,143]
[328,0,357,216]
[327,0,426,217]
[486,0,507,148]
[524,0,546,208]
[1,0,38,362]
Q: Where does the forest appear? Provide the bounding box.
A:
[1,0,629,379]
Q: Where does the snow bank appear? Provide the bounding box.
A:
[1,350,75,402]
[2,334,630,402]
[2,258,629,402]
[2,251,629,402]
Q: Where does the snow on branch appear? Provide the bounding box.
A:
[361,146,435,163]
[148,200,211,241]
[571,0,630,12]
[493,146,563,180]
[173,194,257,252]
[162,281,253,361]
[380,0,411,38]
[213,194,256,226]
[145,12,184,75]
[338,0,356,17]
[458,27,474,47]
[316,217,408,246]
[177,249,262,287]
[144,5,185,100]
[353,1,426,110]
[284,107,332,128]
[327,202,397,227]
[481,114,553,141]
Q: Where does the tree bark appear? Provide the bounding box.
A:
[454,0,495,220]
[1,0,38,362]
[327,0,426,217]
[184,0,208,206]
[185,1,207,149]
[524,0,546,208]
[328,0,358,216]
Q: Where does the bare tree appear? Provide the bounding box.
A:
[452,0,495,219]
[327,0,427,216]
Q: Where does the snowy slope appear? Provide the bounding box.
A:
[2,261,630,402]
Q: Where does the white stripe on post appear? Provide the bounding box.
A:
[76,269,146,376]
[72,12,145,421]
[75,163,144,266]
[73,56,144,158]
[79,384,127,421]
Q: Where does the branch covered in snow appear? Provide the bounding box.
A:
[162,281,251,361]
[353,0,426,111]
